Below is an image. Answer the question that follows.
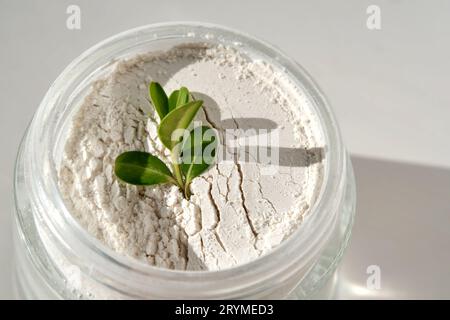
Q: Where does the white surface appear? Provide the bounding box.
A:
[0,0,449,299]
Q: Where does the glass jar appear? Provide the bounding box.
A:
[12,22,356,299]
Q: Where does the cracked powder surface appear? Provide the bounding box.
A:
[58,43,325,271]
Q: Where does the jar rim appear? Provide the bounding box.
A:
[24,21,346,296]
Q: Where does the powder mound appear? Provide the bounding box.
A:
[58,43,324,271]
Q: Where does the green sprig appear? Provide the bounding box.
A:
[114,82,217,199]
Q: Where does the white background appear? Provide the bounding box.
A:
[1,0,449,299]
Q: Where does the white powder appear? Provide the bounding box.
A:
[58,43,325,271]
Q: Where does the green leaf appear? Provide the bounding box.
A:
[168,87,190,112]
[114,151,175,186]
[176,87,189,107]
[158,100,204,150]
[168,90,179,112]
[149,82,169,120]
[181,126,218,185]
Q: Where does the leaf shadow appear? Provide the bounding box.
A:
[192,91,324,168]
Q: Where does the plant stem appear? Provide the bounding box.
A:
[184,182,191,200]
[170,151,184,192]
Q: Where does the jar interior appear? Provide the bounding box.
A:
[50,32,330,272]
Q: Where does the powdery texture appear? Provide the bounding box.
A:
[58,43,325,271]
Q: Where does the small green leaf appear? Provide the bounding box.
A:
[176,87,189,107]
[181,126,218,185]
[114,151,175,186]
[158,100,204,151]
[168,90,179,112]
[149,82,169,120]
[168,87,190,112]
